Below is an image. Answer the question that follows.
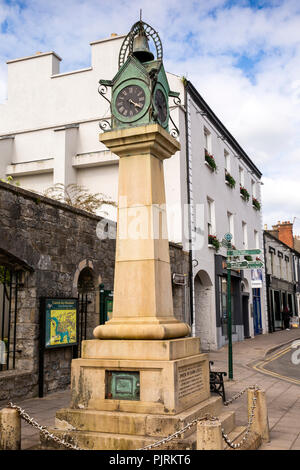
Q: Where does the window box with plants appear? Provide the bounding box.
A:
[208,234,220,251]
[240,185,250,202]
[225,170,236,188]
[204,150,217,172]
[252,197,261,211]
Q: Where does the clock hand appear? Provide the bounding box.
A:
[129,99,142,109]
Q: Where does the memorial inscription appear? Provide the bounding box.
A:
[178,363,204,399]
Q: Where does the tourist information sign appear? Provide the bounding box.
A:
[227,260,264,269]
[227,249,261,257]
[226,261,248,269]
[246,261,264,269]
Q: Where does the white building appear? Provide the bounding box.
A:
[0,33,267,349]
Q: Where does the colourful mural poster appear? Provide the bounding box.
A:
[44,299,78,348]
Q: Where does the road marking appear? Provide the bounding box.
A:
[252,347,300,386]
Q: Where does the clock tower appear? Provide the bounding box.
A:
[46,19,212,451]
[98,20,180,133]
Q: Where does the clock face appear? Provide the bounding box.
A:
[155,89,168,124]
[115,85,146,118]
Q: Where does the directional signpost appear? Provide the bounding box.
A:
[223,234,263,380]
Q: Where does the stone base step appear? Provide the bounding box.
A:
[223,426,262,450]
[40,429,196,451]
[54,395,223,440]
[218,410,236,435]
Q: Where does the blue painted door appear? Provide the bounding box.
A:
[253,288,262,335]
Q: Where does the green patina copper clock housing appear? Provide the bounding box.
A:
[98,20,180,135]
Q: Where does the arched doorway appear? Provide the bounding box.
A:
[77,267,98,355]
[194,270,214,350]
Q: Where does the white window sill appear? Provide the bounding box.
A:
[204,160,215,171]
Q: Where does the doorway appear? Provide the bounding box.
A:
[242,294,250,338]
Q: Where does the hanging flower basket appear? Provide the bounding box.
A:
[252,197,261,211]
[225,170,236,188]
[240,185,250,201]
[205,150,217,172]
[208,234,220,251]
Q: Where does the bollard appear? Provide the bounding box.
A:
[0,408,21,450]
[197,419,223,450]
[248,388,270,443]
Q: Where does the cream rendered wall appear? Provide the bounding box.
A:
[16,173,53,194]
[187,96,266,349]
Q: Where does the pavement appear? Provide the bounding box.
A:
[1,328,299,451]
[208,328,300,450]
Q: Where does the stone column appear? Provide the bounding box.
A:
[94,124,190,340]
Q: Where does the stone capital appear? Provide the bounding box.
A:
[99,124,180,160]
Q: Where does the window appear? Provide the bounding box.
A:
[239,166,244,186]
[242,221,248,248]
[224,150,230,172]
[278,251,283,278]
[270,251,274,274]
[207,198,215,236]
[279,257,282,278]
[251,179,257,198]
[254,230,259,249]
[204,127,211,154]
[227,211,234,243]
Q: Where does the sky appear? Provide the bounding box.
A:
[0,0,300,235]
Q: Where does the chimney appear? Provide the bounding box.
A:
[273,221,294,249]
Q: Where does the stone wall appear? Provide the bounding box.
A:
[0,182,190,402]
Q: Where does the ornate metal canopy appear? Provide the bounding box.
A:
[118,20,163,69]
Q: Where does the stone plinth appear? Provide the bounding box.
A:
[70,338,209,415]
[50,337,214,450]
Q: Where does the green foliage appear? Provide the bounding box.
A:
[44,183,116,215]
[252,197,261,211]
[181,76,188,87]
[225,171,236,188]
[208,234,220,252]
[205,150,217,172]
[240,185,250,202]
[0,266,10,284]
[0,175,20,186]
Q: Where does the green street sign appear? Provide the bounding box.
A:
[247,261,264,269]
[227,249,261,256]
[227,261,248,269]
[227,261,264,270]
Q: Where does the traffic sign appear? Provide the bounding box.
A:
[227,249,261,256]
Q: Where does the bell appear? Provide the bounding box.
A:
[132,30,154,63]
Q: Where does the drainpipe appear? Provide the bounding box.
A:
[184,84,195,336]
[263,233,272,333]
